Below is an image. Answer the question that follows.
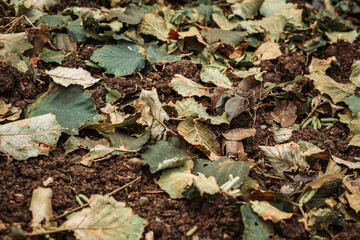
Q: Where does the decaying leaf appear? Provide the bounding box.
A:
[64,136,110,154]
[0,114,65,160]
[309,56,336,73]
[0,100,21,122]
[255,41,282,60]
[259,142,310,177]
[30,187,54,231]
[178,117,221,161]
[170,74,212,97]
[138,12,172,41]
[225,95,249,121]
[271,100,297,128]
[136,89,169,137]
[270,126,293,143]
[46,66,101,88]
[0,32,33,57]
[222,128,256,141]
[61,194,147,240]
[250,200,294,223]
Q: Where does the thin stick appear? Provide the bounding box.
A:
[108,176,141,196]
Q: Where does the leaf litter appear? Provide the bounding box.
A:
[0,0,360,239]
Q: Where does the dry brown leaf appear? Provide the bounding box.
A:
[271,100,297,127]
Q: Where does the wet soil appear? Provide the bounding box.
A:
[1,2,360,240]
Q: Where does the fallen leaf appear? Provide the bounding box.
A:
[30,187,54,231]
[225,95,249,121]
[251,200,294,223]
[222,128,257,141]
[271,100,297,128]
[170,74,211,97]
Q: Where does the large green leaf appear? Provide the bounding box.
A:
[0,32,32,57]
[61,194,146,240]
[306,72,356,104]
[138,12,172,41]
[141,136,195,173]
[66,18,86,43]
[200,66,233,89]
[192,157,254,188]
[177,118,221,161]
[0,114,65,160]
[241,203,274,240]
[40,48,65,64]
[173,98,229,125]
[27,83,98,135]
[91,43,145,77]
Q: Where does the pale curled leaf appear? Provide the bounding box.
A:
[61,194,146,240]
[0,32,32,57]
[0,114,65,160]
[251,200,294,223]
[30,187,54,231]
[46,67,101,88]
[138,89,169,137]
[309,56,336,73]
[255,41,282,60]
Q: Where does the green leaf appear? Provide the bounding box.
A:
[40,48,65,64]
[36,15,71,28]
[193,157,254,188]
[232,0,265,19]
[61,194,146,240]
[260,0,296,17]
[325,30,358,44]
[306,72,356,104]
[104,84,122,103]
[145,45,181,65]
[157,160,220,198]
[348,95,360,113]
[200,66,233,89]
[0,114,65,160]
[91,43,145,77]
[201,28,247,46]
[250,200,293,223]
[172,98,229,125]
[0,32,32,57]
[177,118,221,161]
[350,60,360,87]
[27,83,98,135]
[241,203,274,240]
[138,12,172,41]
[259,142,310,177]
[109,4,144,25]
[66,18,86,43]
[170,74,212,97]
[45,66,101,88]
[141,136,196,173]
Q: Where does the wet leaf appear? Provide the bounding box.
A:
[225,95,249,121]
[250,200,293,223]
[259,142,310,177]
[170,74,211,97]
[141,136,196,173]
[241,203,274,240]
[172,98,229,125]
[255,41,282,60]
[306,72,356,104]
[271,100,297,128]
[90,43,145,77]
[200,66,233,89]
[45,66,101,88]
[0,32,32,57]
[0,114,65,160]
[178,117,221,161]
[61,194,146,240]
[350,60,360,87]
[232,0,265,19]
[27,83,98,135]
[193,157,255,188]
[138,12,172,41]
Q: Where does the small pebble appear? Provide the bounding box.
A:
[127,158,143,172]
[140,196,150,205]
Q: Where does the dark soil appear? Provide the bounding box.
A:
[1,1,360,240]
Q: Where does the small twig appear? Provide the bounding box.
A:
[108,176,141,196]
[141,190,166,194]
[299,205,310,231]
